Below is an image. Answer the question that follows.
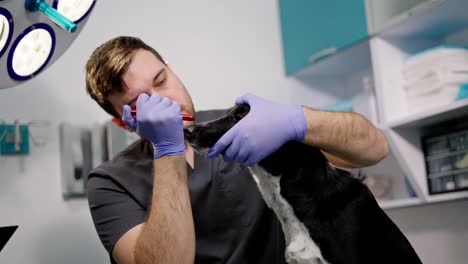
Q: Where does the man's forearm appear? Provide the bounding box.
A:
[303,107,388,167]
[134,155,195,264]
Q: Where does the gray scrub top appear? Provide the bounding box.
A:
[87,110,287,264]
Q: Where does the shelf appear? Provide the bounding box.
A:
[388,99,468,128]
[426,189,468,203]
[379,0,468,40]
[379,197,423,210]
[379,194,468,210]
[294,40,371,80]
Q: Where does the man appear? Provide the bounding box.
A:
[85,36,388,264]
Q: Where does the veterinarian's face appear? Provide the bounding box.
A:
[108,49,196,127]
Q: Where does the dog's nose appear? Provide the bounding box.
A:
[184,125,195,138]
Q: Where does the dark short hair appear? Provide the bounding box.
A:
[85,36,165,117]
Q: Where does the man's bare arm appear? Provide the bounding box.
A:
[303,107,388,168]
[113,155,195,264]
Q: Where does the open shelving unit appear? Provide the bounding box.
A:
[388,99,468,129]
[372,0,468,208]
[289,0,468,210]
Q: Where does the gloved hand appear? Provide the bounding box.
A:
[208,93,306,166]
[122,93,185,159]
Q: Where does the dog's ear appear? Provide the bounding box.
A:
[231,104,250,122]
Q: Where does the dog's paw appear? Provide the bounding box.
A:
[285,238,328,264]
[286,254,325,264]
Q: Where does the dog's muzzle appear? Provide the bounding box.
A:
[183,104,251,154]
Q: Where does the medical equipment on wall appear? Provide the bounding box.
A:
[59,122,106,199]
[0,119,51,155]
[0,120,29,154]
[58,120,138,199]
[0,0,96,90]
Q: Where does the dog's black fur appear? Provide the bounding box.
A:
[184,104,422,264]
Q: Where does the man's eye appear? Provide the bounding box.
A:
[154,77,166,87]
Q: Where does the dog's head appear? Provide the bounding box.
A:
[184,104,250,154]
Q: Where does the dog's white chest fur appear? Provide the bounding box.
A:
[249,165,329,264]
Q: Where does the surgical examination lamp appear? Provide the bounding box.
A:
[0,0,96,89]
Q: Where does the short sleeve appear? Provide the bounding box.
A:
[87,175,146,260]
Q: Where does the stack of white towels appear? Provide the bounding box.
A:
[403,45,468,113]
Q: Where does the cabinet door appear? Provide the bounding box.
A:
[279,0,368,75]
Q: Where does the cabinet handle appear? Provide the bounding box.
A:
[308,46,337,63]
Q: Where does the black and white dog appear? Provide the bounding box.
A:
[184,104,422,264]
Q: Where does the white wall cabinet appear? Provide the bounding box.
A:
[286,0,468,209]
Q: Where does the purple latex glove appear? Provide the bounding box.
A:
[208,93,306,166]
[122,93,185,159]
